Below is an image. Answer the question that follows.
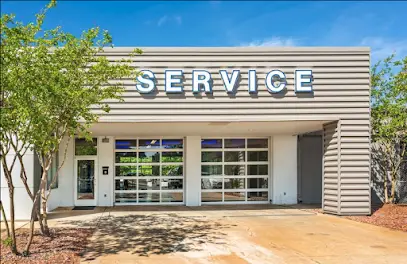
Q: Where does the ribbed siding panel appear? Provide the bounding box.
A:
[323,121,371,215]
[323,121,340,214]
[92,47,370,122]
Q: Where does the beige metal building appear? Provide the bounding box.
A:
[1,47,371,219]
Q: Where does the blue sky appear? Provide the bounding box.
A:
[2,1,407,61]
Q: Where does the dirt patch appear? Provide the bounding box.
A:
[0,228,94,264]
[344,204,407,232]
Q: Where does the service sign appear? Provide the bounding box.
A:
[135,69,313,94]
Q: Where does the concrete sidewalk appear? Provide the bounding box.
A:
[4,205,407,263]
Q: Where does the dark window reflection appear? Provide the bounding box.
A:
[201,139,222,148]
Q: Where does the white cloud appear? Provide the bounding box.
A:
[157,16,168,26]
[156,15,182,27]
[241,37,297,47]
[359,37,407,61]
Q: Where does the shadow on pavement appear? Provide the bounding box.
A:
[63,213,234,260]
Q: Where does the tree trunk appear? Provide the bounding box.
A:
[0,200,11,238]
[41,186,50,236]
[23,190,41,255]
[384,171,389,203]
[24,173,48,255]
[390,171,397,203]
[8,187,18,254]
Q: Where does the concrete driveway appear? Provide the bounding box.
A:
[49,205,407,264]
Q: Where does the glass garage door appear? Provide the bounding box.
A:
[201,138,269,203]
[114,138,184,204]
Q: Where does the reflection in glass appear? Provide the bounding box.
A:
[138,179,160,190]
[161,179,183,190]
[201,192,222,202]
[138,192,160,202]
[75,138,97,155]
[115,140,137,150]
[248,165,268,175]
[115,179,137,190]
[161,192,183,202]
[162,152,183,162]
[77,160,95,200]
[247,178,268,189]
[202,152,222,162]
[201,165,222,176]
[201,178,223,189]
[138,165,160,176]
[138,152,160,163]
[139,139,160,149]
[224,192,245,201]
[115,166,137,176]
[224,178,245,189]
[201,139,222,148]
[248,151,268,161]
[115,193,137,203]
[248,191,268,201]
[224,138,245,148]
[224,165,245,176]
[247,138,268,148]
[224,151,245,162]
[162,139,183,149]
[115,152,137,163]
[162,165,183,176]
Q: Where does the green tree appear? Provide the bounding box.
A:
[371,55,407,204]
[1,0,141,254]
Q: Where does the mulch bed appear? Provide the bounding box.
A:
[343,204,407,232]
[0,228,95,264]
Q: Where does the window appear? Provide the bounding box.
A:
[75,138,97,155]
[114,138,184,204]
[47,153,59,189]
[201,138,269,203]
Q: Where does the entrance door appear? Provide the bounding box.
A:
[74,157,97,206]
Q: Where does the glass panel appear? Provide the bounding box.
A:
[224,178,245,189]
[115,152,137,163]
[138,165,160,176]
[139,139,160,149]
[161,192,183,202]
[115,179,137,190]
[201,178,223,189]
[75,138,97,155]
[201,165,222,176]
[201,152,222,162]
[138,179,160,190]
[138,152,160,163]
[247,191,268,201]
[247,138,268,148]
[248,151,268,161]
[224,151,245,162]
[201,192,222,202]
[138,193,160,203]
[224,164,245,176]
[162,165,183,176]
[161,179,183,190]
[115,140,137,150]
[224,192,245,201]
[248,165,268,175]
[115,193,138,203]
[115,165,137,177]
[162,139,183,149]
[224,138,245,148]
[162,152,183,162]
[247,178,268,189]
[77,160,95,200]
[201,139,222,148]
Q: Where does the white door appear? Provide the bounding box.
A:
[74,157,97,206]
